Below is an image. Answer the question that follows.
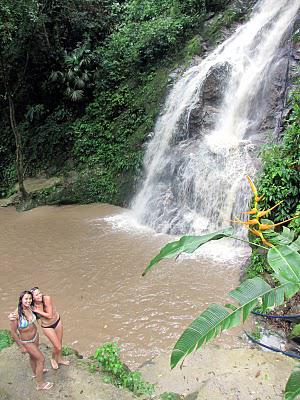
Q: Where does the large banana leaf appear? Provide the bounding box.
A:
[264,224,295,246]
[289,324,300,340]
[284,364,300,400]
[170,277,300,368]
[290,236,300,252]
[267,245,300,285]
[142,227,233,276]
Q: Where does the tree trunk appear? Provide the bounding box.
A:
[8,94,28,199]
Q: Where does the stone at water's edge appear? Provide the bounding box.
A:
[139,342,297,399]
[0,344,135,400]
[0,177,62,207]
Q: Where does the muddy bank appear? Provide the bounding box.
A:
[140,340,297,399]
[0,344,136,400]
[1,339,297,400]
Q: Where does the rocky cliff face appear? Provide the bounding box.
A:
[257,17,300,141]
[186,10,300,149]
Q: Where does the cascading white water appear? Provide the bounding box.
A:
[131,0,300,235]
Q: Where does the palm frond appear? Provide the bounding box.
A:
[170,277,300,369]
[66,69,74,80]
[74,76,85,89]
[49,70,63,82]
[65,88,84,102]
[142,227,233,276]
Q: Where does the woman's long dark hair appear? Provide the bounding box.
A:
[17,290,32,322]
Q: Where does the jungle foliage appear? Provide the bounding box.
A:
[245,73,300,281]
[0,0,236,203]
[257,81,300,231]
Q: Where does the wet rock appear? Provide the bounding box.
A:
[187,62,232,137]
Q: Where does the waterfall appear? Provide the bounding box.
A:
[131,0,300,235]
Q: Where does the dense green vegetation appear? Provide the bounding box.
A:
[0,330,13,351]
[245,72,300,280]
[1,0,241,204]
[257,82,300,229]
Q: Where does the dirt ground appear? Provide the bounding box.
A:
[0,340,298,400]
[140,341,298,400]
[0,344,135,400]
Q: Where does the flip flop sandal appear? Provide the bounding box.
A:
[37,382,54,391]
[51,359,59,370]
[58,359,70,366]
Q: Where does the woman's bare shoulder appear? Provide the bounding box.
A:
[43,295,52,304]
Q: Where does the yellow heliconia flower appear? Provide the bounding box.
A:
[259,216,299,231]
[256,195,265,202]
[231,218,259,225]
[232,176,298,247]
[246,175,257,195]
[256,201,284,218]
[258,224,274,231]
[241,208,257,215]
[246,175,263,203]
[248,228,273,247]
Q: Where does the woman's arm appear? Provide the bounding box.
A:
[9,320,27,352]
[32,296,54,319]
[8,312,17,320]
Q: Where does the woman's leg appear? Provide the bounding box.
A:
[26,336,48,378]
[23,341,49,389]
[29,355,37,375]
[42,326,61,369]
[29,334,39,375]
[54,320,69,365]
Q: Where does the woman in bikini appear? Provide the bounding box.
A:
[29,287,69,370]
[9,290,54,391]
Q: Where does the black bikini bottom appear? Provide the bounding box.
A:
[42,315,60,329]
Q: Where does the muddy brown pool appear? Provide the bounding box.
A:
[0,204,249,367]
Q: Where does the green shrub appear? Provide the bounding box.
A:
[245,249,272,279]
[0,330,13,351]
[93,342,155,397]
[62,345,76,356]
